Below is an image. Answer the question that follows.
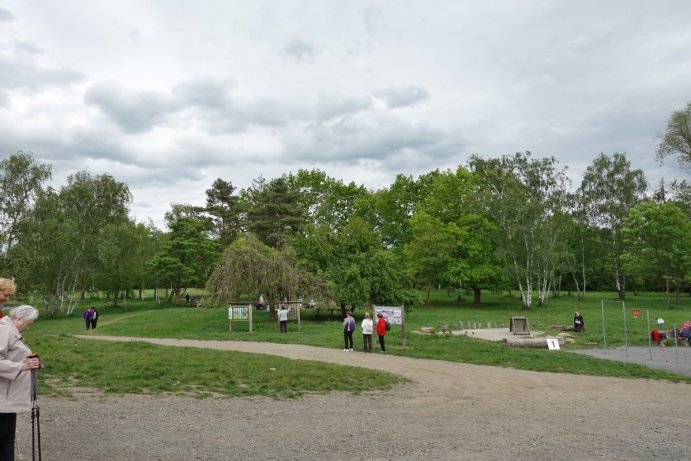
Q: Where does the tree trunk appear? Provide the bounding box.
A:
[473,288,481,305]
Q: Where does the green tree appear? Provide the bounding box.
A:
[12,171,132,315]
[94,221,140,310]
[150,217,218,302]
[404,211,455,304]
[357,171,440,249]
[0,151,51,268]
[657,101,691,169]
[243,176,305,248]
[470,153,570,308]
[578,153,647,300]
[414,167,505,304]
[205,178,243,248]
[286,169,368,230]
[622,200,691,303]
[206,233,333,318]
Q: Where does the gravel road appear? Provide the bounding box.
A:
[15,336,691,461]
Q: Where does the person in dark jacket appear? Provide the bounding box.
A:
[342,311,355,351]
[83,306,95,330]
[574,312,584,332]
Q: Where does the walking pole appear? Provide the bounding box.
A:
[30,362,42,461]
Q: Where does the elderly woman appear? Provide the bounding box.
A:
[0,277,17,319]
[0,305,41,460]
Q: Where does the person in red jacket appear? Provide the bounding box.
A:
[376,313,387,352]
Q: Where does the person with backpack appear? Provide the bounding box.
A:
[376,313,388,352]
[342,311,355,351]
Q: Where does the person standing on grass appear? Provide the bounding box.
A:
[343,311,355,351]
[376,313,387,352]
[361,312,373,353]
[276,303,290,333]
[90,307,99,329]
[0,305,42,461]
[82,306,95,330]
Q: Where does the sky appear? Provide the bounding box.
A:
[1,0,690,229]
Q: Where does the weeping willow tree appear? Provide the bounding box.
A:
[206,233,334,319]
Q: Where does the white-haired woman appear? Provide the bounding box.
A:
[0,305,41,461]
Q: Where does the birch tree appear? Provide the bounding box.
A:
[578,153,647,300]
[470,153,570,308]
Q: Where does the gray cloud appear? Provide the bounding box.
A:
[87,78,305,134]
[0,8,13,23]
[84,81,175,133]
[2,0,690,230]
[284,39,317,62]
[316,94,373,121]
[284,111,462,165]
[373,85,430,109]
[0,49,84,89]
[172,78,236,110]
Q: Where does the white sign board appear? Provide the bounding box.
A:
[373,306,403,325]
[546,337,560,350]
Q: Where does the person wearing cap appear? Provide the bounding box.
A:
[376,313,388,352]
[0,304,41,460]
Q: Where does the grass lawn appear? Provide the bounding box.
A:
[23,289,691,398]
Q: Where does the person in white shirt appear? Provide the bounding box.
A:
[276,304,290,333]
[361,312,373,353]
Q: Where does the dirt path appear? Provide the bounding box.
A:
[16,336,690,461]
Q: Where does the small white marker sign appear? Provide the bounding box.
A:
[546,337,560,350]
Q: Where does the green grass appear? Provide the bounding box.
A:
[30,334,402,399]
[23,289,691,398]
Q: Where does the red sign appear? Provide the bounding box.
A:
[632,309,640,318]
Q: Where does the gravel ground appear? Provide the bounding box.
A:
[15,336,691,461]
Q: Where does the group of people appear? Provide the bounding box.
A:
[82,306,99,330]
[343,311,388,353]
[0,277,42,461]
[652,320,691,346]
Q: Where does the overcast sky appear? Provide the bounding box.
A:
[1,1,690,229]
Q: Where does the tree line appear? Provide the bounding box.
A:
[2,102,691,316]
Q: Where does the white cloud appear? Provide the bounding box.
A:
[0,0,689,229]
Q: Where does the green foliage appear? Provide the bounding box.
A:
[286,169,368,230]
[244,176,305,248]
[0,151,52,267]
[470,153,571,307]
[10,170,132,315]
[578,153,648,299]
[204,178,242,248]
[150,217,218,301]
[622,200,691,302]
[206,233,333,309]
[657,100,691,169]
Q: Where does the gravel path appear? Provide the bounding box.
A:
[15,335,691,461]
